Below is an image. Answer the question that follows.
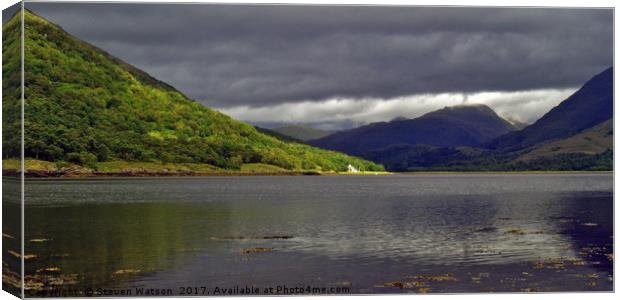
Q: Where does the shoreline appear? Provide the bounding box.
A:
[1,169,611,179]
[2,169,323,178]
[397,170,613,175]
[2,159,392,178]
[1,159,611,179]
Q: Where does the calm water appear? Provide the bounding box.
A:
[13,174,614,295]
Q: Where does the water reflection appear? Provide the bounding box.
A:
[22,174,613,294]
[25,203,237,288]
[2,178,23,296]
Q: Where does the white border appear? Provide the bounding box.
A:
[20,1,25,298]
[0,1,616,300]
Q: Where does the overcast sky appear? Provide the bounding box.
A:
[20,3,613,129]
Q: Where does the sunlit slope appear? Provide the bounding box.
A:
[515,119,612,162]
[488,67,613,150]
[5,10,382,172]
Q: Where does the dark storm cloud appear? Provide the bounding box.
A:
[25,3,613,108]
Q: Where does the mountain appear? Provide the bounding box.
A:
[270,124,333,141]
[254,126,306,144]
[363,144,485,172]
[368,118,613,172]
[2,10,383,172]
[359,68,614,172]
[390,116,409,122]
[514,119,612,162]
[488,67,613,150]
[311,104,517,155]
[505,118,530,130]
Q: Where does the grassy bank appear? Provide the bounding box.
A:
[4,159,605,178]
[1,159,364,177]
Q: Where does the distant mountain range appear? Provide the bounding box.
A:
[254,126,306,144]
[311,104,517,155]
[310,67,613,171]
[505,118,530,130]
[487,67,613,150]
[270,125,333,141]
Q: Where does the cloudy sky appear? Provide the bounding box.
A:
[19,3,613,129]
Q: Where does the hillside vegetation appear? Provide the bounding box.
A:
[515,119,612,162]
[2,10,383,173]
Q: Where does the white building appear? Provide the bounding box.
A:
[347,164,359,173]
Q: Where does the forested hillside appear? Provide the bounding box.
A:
[2,10,383,172]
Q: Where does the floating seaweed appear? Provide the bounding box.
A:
[241,247,273,254]
[113,269,141,275]
[413,273,457,282]
[417,287,432,293]
[504,228,526,235]
[211,235,293,240]
[567,258,586,266]
[7,250,37,260]
[23,274,79,291]
[383,281,403,288]
[585,282,597,287]
[502,228,548,235]
[30,238,52,243]
[533,262,545,269]
[473,226,497,233]
[36,267,60,273]
[2,268,21,289]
